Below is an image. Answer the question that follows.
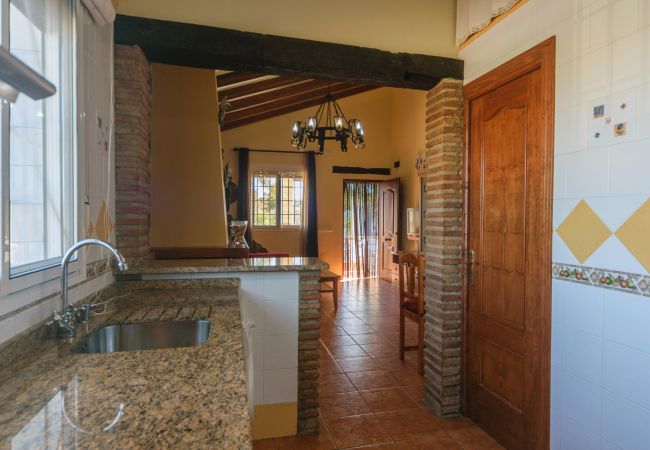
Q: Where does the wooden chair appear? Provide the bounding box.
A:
[398,252,425,374]
[319,270,341,309]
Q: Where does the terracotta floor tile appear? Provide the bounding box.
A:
[335,356,380,373]
[347,370,401,390]
[444,419,504,449]
[335,317,367,328]
[324,414,392,449]
[396,431,462,450]
[351,333,389,345]
[319,391,371,418]
[375,408,448,441]
[321,326,348,337]
[372,356,415,371]
[252,438,274,449]
[401,385,426,407]
[320,358,343,375]
[274,418,335,450]
[348,444,399,449]
[320,373,355,395]
[323,333,357,345]
[342,324,374,335]
[361,342,397,358]
[328,344,369,359]
[359,387,418,413]
[388,368,424,387]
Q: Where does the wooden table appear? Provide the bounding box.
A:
[320,270,341,309]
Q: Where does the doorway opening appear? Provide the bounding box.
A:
[342,180,379,280]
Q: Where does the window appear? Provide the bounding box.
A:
[252,173,304,228]
[4,0,75,277]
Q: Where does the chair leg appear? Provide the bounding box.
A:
[333,280,339,310]
[417,316,425,375]
[399,312,405,360]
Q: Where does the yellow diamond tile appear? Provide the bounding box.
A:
[556,200,612,264]
[616,198,650,273]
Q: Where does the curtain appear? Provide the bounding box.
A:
[456,0,522,46]
[343,181,379,280]
[305,152,319,257]
[237,148,252,244]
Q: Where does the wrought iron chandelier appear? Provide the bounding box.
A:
[290,86,365,153]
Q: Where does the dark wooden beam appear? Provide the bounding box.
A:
[217,71,264,89]
[114,15,463,90]
[227,80,347,112]
[218,76,306,102]
[221,85,378,130]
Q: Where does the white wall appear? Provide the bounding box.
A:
[0,5,115,346]
[461,1,650,449]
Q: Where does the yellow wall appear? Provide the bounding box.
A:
[116,0,458,57]
[150,63,228,247]
[221,88,426,274]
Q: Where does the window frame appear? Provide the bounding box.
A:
[250,171,305,230]
[0,0,83,298]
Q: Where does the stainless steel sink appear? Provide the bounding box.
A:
[74,320,212,354]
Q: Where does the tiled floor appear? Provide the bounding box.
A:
[253,278,504,450]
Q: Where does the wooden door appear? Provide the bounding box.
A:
[463,38,554,450]
[379,178,399,282]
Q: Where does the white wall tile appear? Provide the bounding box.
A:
[552,322,564,368]
[251,334,264,372]
[551,409,561,450]
[585,195,647,231]
[264,300,299,334]
[561,416,601,450]
[609,140,650,196]
[603,289,650,353]
[253,370,264,405]
[263,272,298,303]
[603,341,650,411]
[565,147,610,198]
[602,391,650,450]
[560,282,604,336]
[552,365,564,413]
[263,333,298,370]
[554,156,569,199]
[560,372,602,434]
[584,235,647,274]
[562,326,603,385]
[611,30,646,92]
[263,368,297,404]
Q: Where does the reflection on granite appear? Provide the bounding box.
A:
[119,257,328,278]
[0,280,251,449]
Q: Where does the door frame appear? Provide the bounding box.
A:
[460,37,555,446]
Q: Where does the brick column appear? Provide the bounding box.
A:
[114,45,152,266]
[297,270,321,435]
[423,78,464,416]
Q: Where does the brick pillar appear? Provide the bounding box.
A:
[297,271,321,435]
[114,45,152,266]
[423,78,464,416]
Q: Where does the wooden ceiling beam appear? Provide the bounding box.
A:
[221,85,378,130]
[216,72,265,89]
[227,79,347,112]
[217,76,306,102]
[114,15,463,90]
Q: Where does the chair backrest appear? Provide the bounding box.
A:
[398,252,425,314]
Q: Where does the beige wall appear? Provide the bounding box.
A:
[116,0,457,57]
[150,63,228,247]
[222,88,426,274]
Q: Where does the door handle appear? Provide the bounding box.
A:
[467,249,477,285]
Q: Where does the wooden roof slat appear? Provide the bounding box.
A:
[227,80,349,113]
[216,72,265,89]
[221,85,378,130]
[217,76,307,102]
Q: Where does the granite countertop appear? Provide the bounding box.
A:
[120,257,328,277]
[0,279,251,450]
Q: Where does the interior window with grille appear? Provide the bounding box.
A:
[6,0,75,276]
[251,173,304,228]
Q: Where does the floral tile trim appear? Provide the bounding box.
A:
[552,262,650,297]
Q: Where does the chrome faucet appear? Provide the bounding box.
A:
[48,239,128,338]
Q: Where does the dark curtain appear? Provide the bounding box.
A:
[305,152,319,257]
[343,180,379,279]
[237,148,252,244]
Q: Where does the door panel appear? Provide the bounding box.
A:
[464,38,554,450]
[379,178,399,282]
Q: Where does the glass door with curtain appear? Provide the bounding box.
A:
[343,180,379,280]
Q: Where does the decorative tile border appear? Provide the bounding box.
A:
[552,262,650,297]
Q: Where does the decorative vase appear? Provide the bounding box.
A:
[230,221,249,248]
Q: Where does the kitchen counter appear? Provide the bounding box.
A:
[119,257,327,277]
[0,279,251,450]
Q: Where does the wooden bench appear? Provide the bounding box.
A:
[319,270,341,309]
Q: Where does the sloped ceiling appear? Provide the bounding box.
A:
[217,72,378,131]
